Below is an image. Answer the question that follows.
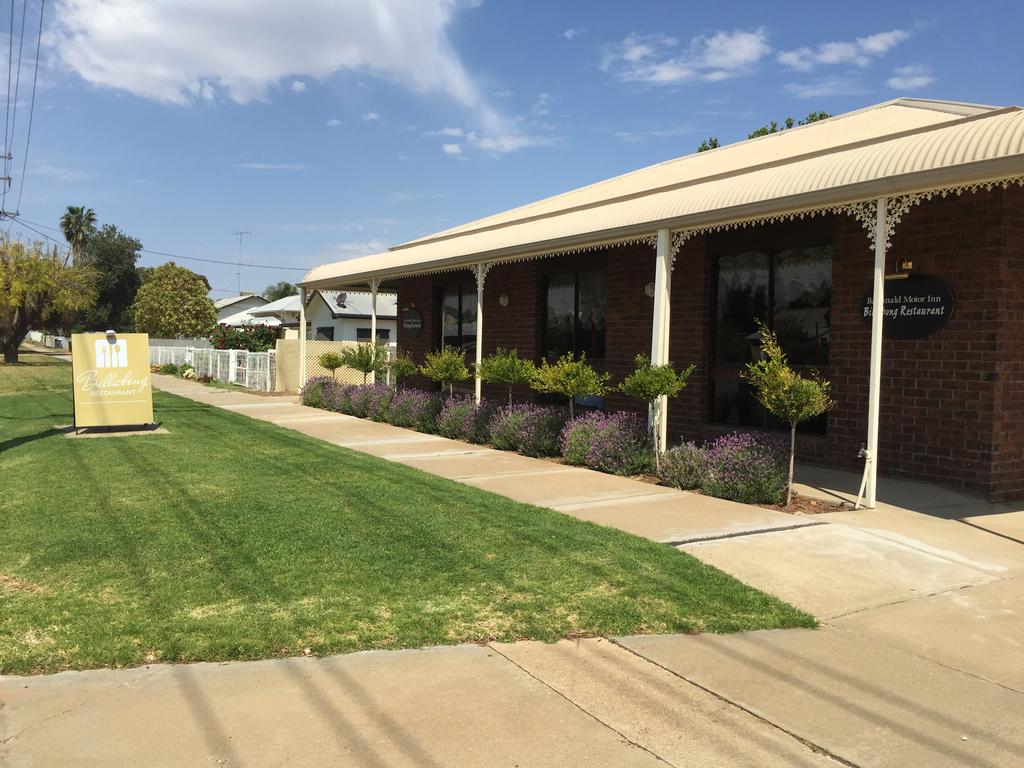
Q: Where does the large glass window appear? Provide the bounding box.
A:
[711,245,831,433]
[440,284,477,354]
[544,270,606,360]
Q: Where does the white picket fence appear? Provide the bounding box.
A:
[150,346,276,392]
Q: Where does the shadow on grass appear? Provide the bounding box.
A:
[0,426,61,453]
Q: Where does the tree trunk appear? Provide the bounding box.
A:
[507,386,512,407]
[3,340,19,364]
[568,397,574,420]
[787,422,796,507]
[651,399,661,474]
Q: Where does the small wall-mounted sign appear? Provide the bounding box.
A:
[860,275,955,339]
[401,307,424,339]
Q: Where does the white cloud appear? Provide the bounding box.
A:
[442,143,462,156]
[493,88,514,98]
[290,80,306,93]
[29,162,94,182]
[330,239,388,258]
[48,0,512,136]
[466,131,554,154]
[777,29,911,71]
[886,65,935,90]
[784,77,868,99]
[425,126,465,137]
[236,162,307,171]
[562,28,584,41]
[360,111,380,122]
[614,124,694,143]
[531,92,553,117]
[602,28,770,85]
[326,118,342,127]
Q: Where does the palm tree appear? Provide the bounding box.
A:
[59,206,97,261]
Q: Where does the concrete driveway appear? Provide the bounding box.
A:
[3,376,1021,766]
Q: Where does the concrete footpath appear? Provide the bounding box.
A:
[2,375,1022,767]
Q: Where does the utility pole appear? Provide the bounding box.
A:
[232,230,251,294]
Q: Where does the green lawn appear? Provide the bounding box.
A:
[0,353,814,674]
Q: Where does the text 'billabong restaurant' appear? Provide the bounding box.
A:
[301,99,1024,503]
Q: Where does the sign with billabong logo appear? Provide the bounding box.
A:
[860,275,955,339]
[71,332,154,428]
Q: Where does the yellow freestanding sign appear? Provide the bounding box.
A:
[71,333,154,429]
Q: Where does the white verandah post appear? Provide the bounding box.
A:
[298,287,308,388]
[369,279,379,385]
[473,263,489,403]
[650,228,672,451]
[864,198,888,509]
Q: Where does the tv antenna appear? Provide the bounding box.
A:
[232,230,251,294]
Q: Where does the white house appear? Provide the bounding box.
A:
[251,290,397,342]
[213,293,269,322]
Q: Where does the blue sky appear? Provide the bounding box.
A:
[7,0,1022,297]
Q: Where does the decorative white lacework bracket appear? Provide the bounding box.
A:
[474,261,491,292]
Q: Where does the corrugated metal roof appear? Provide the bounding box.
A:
[302,99,1023,289]
[317,290,398,317]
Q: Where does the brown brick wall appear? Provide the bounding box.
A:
[393,187,1023,500]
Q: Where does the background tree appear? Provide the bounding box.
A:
[743,324,834,505]
[619,354,696,471]
[697,111,832,152]
[263,281,297,302]
[129,262,217,338]
[339,342,390,385]
[70,224,142,332]
[1,241,97,363]
[530,352,610,419]
[476,347,535,405]
[319,351,344,380]
[59,206,97,261]
[420,346,470,395]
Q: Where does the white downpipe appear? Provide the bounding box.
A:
[865,198,887,508]
[651,229,671,449]
[474,263,486,403]
[298,287,308,387]
[369,279,379,385]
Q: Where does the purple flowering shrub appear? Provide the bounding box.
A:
[437,396,497,444]
[702,432,787,504]
[489,404,567,457]
[348,383,393,421]
[560,411,654,476]
[388,388,444,432]
[658,441,707,490]
[300,376,336,409]
[323,382,355,413]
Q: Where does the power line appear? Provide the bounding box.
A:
[11,0,42,220]
[10,215,311,271]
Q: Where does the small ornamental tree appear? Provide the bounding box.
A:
[743,324,835,506]
[476,347,535,405]
[339,342,390,385]
[130,262,216,338]
[619,354,696,472]
[388,351,418,389]
[420,346,470,395]
[530,352,610,419]
[319,351,344,380]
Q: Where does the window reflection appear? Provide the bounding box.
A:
[545,270,606,360]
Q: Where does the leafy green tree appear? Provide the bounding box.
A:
[129,262,217,338]
[420,346,470,396]
[339,342,390,385]
[743,324,835,505]
[388,351,418,388]
[263,281,297,302]
[619,354,696,471]
[530,352,610,419]
[59,206,97,261]
[477,347,535,405]
[319,351,344,380]
[71,224,142,332]
[698,112,832,152]
[1,241,96,363]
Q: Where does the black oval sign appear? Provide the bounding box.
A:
[401,307,423,339]
[860,275,954,339]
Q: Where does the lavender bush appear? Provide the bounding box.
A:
[560,411,654,476]
[323,382,355,414]
[437,396,497,444]
[702,432,787,504]
[388,388,444,433]
[300,376,335,409]
[659,441,707,490]
[348,383,394,421]
[489,404,567,457]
